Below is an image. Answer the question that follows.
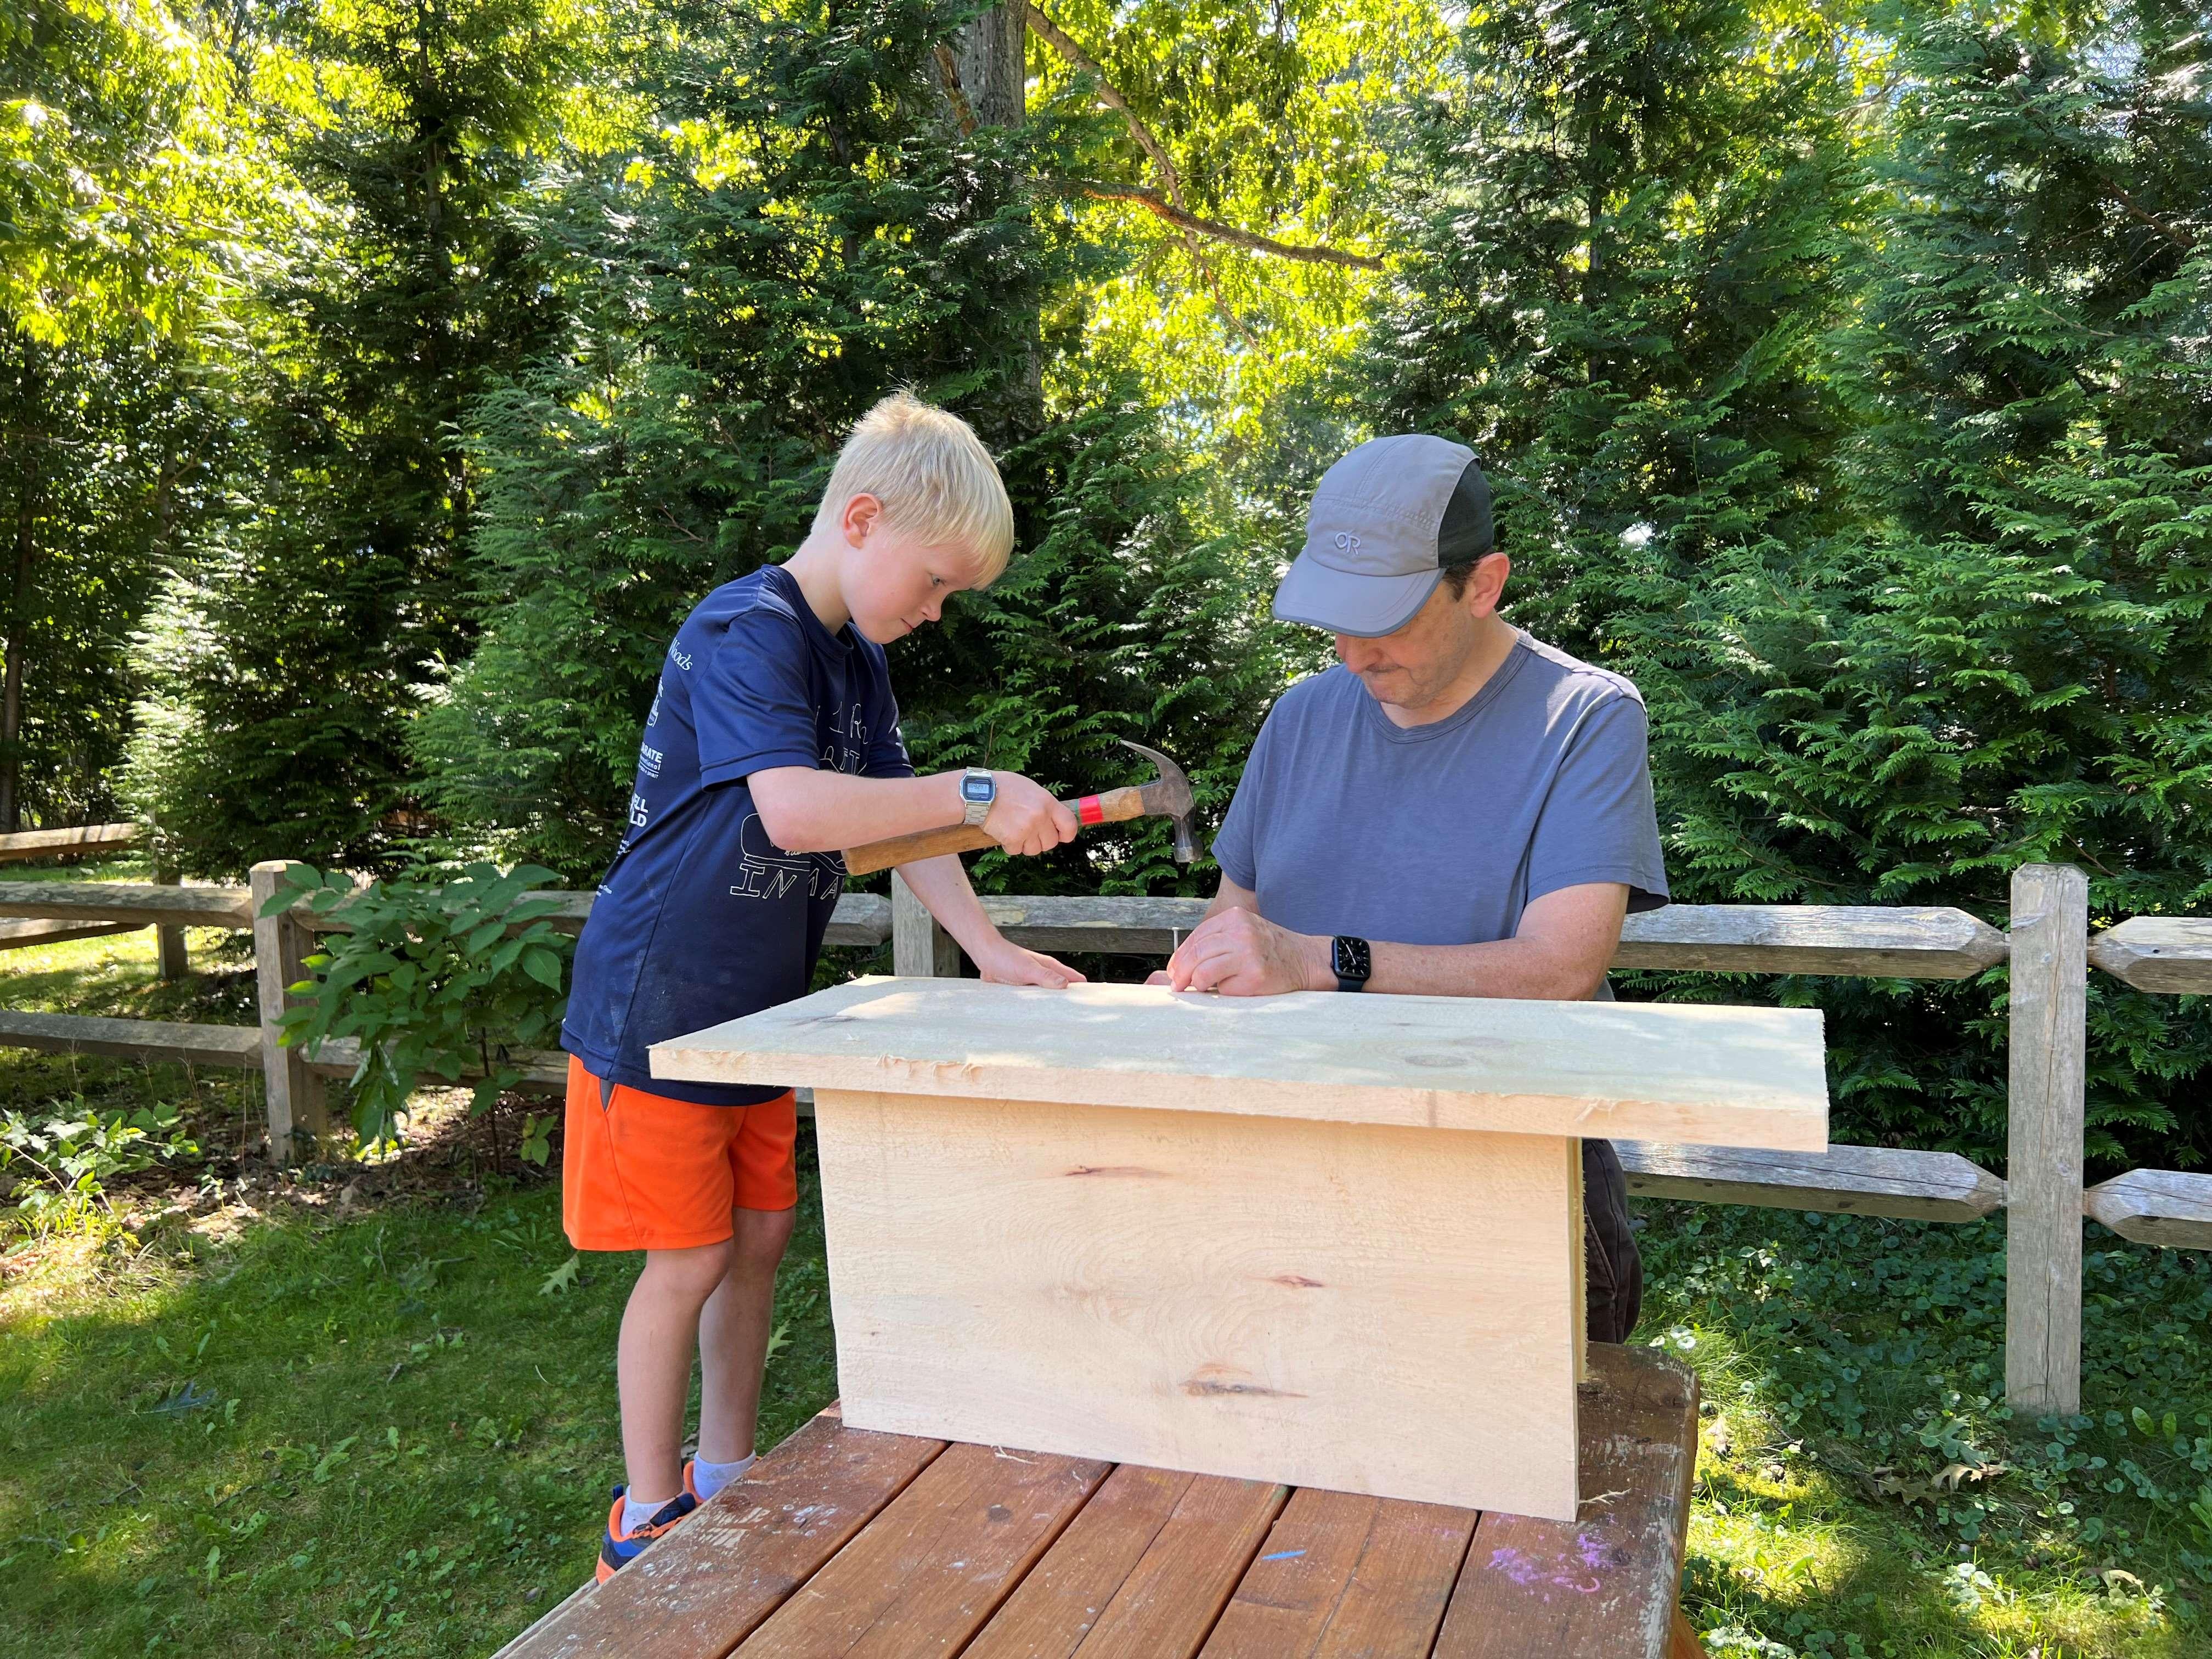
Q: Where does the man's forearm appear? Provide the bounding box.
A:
[1357,936,1613,1000]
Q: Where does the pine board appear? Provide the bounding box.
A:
[812,1088,1587,1521]
[653,977,1827,1152]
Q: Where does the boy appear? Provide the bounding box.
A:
[560,393,1085,1581]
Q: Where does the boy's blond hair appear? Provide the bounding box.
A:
[814,392,1015,584]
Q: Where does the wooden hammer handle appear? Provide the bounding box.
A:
[839,785,1146,878]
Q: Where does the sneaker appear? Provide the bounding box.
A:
[596,1486,699,1583]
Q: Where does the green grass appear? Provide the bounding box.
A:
[3,918,2210,1656]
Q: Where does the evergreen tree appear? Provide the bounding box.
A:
[123,0,578,876]
[417,0,1282,892]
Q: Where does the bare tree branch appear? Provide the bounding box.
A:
[1047,179,1386,271]
[1023,5,1379,280]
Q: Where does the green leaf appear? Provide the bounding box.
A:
[521,947,562,989]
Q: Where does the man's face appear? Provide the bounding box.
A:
[1333,559,1502,711]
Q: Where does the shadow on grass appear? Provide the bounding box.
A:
[0,1125,839,1658]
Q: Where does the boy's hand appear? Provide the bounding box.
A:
[983,772,1081,859]
[970,936,1086,988]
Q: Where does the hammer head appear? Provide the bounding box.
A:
[1120,738,1198,864]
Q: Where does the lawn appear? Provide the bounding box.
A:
[3,920,2210,1657]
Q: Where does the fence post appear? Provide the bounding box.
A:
[250,860,328,1164]
[153,866,188,981]
[891,870,960,977]
[2006,862,2088,1418]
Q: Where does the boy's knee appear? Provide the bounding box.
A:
[730,1206,795,1275]
[642,1239,733,1302]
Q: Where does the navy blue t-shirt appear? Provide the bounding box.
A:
[561,565,912,1105]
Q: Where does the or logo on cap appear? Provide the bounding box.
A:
[1333,532,1363,552]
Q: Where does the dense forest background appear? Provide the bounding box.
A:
[5,0,2210,1170]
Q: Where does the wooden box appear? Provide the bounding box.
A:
[653,978,1825,1522]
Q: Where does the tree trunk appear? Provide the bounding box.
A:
[2,365,40,836]
[957,3,1026,129]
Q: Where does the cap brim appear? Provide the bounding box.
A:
[1271,554,1440,639]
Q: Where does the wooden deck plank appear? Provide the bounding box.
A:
[1197,1486,1476,1659]
[965,1466,1288,1659]
[492,1408,944,1659]
[1431,1345,1697,1659]
[733,1440,1110,1658]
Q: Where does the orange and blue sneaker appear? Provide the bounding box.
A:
[596,1486,699,1583]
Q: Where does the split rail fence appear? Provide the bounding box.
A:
[2,855,2209,1419]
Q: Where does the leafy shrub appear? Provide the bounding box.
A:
[259,862,572,1145]
[0,1101,200,1232]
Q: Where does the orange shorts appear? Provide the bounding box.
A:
[561,1056,798,1251]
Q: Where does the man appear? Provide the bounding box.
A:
[1154,434,1669,1342]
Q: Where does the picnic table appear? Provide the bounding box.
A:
[494,1340,1705,1658]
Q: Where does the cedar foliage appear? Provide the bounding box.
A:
[414,0,1282,892]
[1364,0,2212,1170]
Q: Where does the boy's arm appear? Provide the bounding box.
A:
[894,854,1084,987]
[748,766,1077,857]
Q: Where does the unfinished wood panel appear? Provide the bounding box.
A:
[1432,1344,1697,1659]
[2006,864,2088,1418]
[814,1088,1585,1520]
[2087,917,2212,994]
[0,1009,260,1068]
[1197,1487,1476,1659]
[2085,1169,2212,1249]
[733,1440,1108,1658]
[1617,1141,2006,1221]
[492,1406,943,1659]
[966,1466,1286,1659]
[656,978,1829,1152]
[1615,904,2006,979]
[0,878,255,928]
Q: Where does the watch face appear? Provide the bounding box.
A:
[1334,936,1371,980]
[961,775,995,803]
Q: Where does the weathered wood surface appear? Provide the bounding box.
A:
[655,977,1830,1149]
[0,879,255,928]
[1431,1342,1699,1658]
[490,1406,945,1659]
[966,1466,1286,1659]
[295,888,892,950]
[1615,904,2006,979]
[0,1009,259,1068]
[732,1440,1111,1657]
[891,871,960,976]
[0,822,139,862]
[2087,917,2212,994]
[2084,1168,2212,1249]
[252,861,327,1161]
[497,1345,1698,1659]
[815,1087,1585,1519]
[1617,1141,2006,1222]
[0,917,146,952]
[980,894,1209,956]
[2006,864,2088,1418]
[1199,1487,1475,1658]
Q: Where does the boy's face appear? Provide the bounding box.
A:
[839,495,983,645]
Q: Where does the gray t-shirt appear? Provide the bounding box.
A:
[1213,632,1668,945]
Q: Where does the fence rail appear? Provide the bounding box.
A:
[1,856,2208,1416]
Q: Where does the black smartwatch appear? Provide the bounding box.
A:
[1331,935,1372,993]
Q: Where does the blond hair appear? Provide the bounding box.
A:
[813,392,1015,585]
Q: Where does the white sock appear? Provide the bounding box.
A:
[622,1491,679,1534]
[691,1452,755,1502]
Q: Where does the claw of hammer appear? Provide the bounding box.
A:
[1116,739,1198,865]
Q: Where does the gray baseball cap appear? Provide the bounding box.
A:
[1271,435,1494,638]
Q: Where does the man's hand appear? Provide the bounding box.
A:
[1160,907,1329,996]
[970,935,1086,988]
[983,772,1081,859]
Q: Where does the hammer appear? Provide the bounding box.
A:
[839,740,1196,877]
